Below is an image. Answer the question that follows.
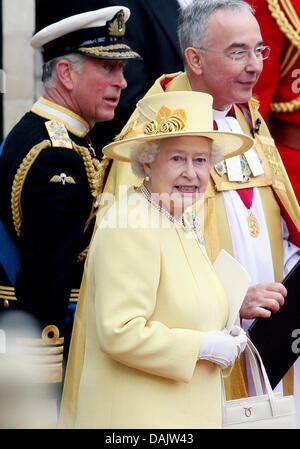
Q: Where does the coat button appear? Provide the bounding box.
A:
[3,299,9,309]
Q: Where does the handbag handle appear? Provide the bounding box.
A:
[221,338,279,418]
[246,339,263,395]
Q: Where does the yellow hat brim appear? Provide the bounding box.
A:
[103,130,254,163]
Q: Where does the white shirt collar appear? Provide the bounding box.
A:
[213,104,233,120]
[31,97,90,138]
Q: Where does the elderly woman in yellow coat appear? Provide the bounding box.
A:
[66,91,252,429]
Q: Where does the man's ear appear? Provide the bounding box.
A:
[55,59,74,91]
[184,47,203,75]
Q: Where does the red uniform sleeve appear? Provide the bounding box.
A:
[246,0,284,119]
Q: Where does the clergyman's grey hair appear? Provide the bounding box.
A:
[178,0,254,61]
[42,53,87,88]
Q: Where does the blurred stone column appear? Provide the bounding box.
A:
[3,0,35,135]
[0,312,59,429]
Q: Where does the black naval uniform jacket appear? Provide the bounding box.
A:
[0,101,100,359]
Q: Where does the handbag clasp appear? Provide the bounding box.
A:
[244,407,252,417]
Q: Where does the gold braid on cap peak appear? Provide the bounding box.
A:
[78,47,139,58]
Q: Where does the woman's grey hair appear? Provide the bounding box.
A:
[178,0,254,62]
[130,138,222,178]
[42,53,87,88]
[131,141,161,178]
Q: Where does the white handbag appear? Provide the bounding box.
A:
[222,339,298,429]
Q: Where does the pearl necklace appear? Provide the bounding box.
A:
[139,183,204,244]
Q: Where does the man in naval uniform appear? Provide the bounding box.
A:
[0,5,140,406]
[60,0,300,427]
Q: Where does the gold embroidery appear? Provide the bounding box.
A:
[32,97,90,137]
[107,10,126,36]
[79,47,139,58]
[80,43,129,51]
[45,120,73,149]
[261,141,283,178]
[248,212,260,237]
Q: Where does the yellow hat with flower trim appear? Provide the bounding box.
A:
[103,91,254,162]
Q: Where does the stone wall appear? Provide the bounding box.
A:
[3,0,35,135]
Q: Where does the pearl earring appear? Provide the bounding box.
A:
[145,175,150,182]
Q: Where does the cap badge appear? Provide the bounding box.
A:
[107,10,126,37]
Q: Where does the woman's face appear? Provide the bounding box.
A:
[143,136,211,215]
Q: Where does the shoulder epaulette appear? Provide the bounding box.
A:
[45,120,73,149]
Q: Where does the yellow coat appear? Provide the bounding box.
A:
[73,188,228,429]
[59,72,300,428]
[100,72,300,399]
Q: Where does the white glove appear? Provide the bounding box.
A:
[198,327,247,369]
[230,325,247,354]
